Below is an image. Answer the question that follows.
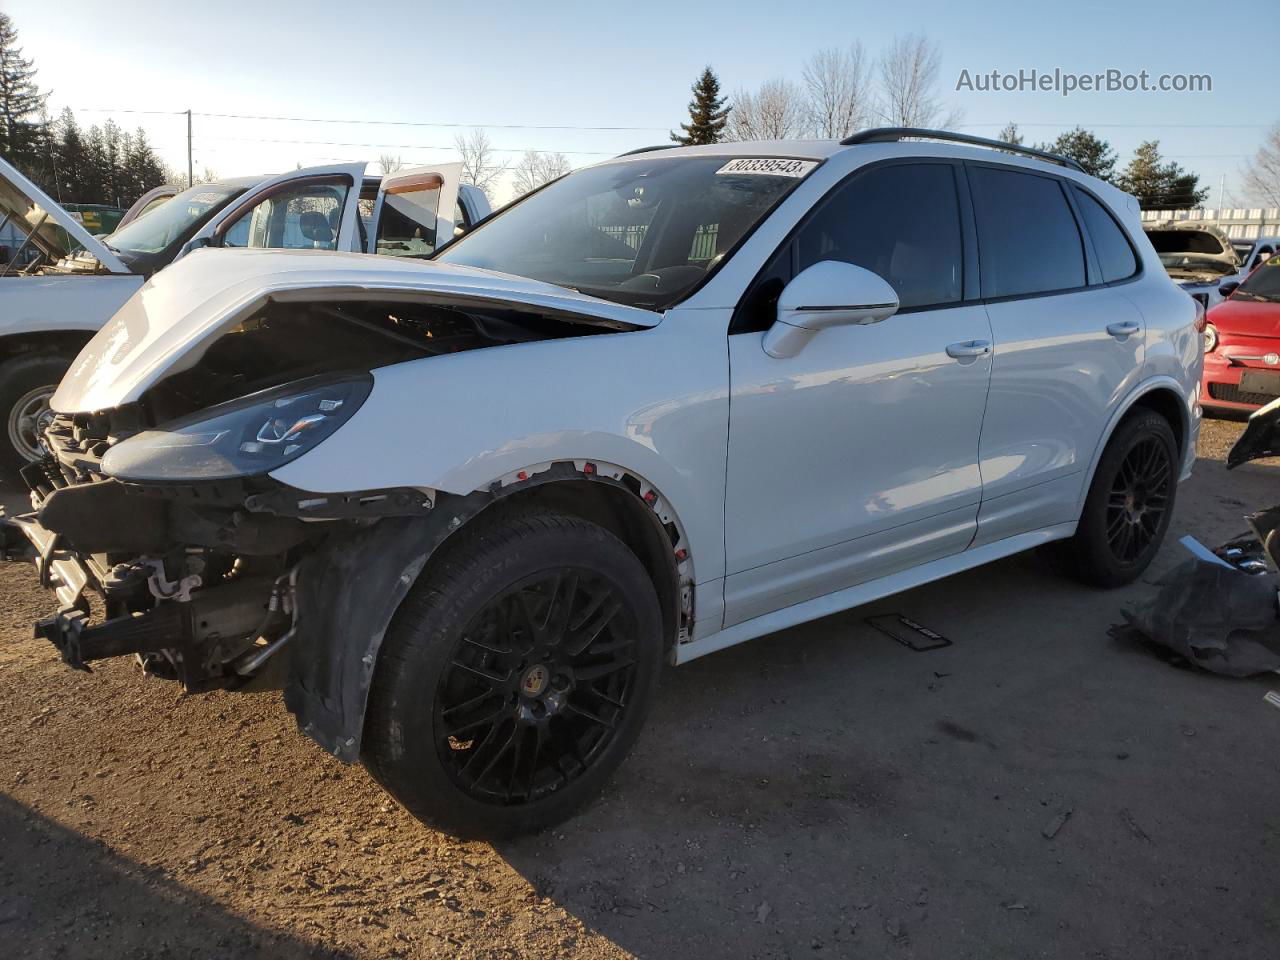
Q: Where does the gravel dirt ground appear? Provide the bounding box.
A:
[3,417,1280,959]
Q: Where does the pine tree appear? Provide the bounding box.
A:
[1118,140,1208,210]
[1037,127,1117,182]
[0,13,47,176]
[122,127,165,203]
[671,67,730,146]
[54,107,88,201]
[83,124,108,205]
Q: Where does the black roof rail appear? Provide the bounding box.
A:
[840,127,1085,173]
[616,144,678,157]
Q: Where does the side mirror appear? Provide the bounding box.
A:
[762,261,900,359]
[1219,281,1240,298]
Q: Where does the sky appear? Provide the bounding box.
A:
[6,0,1272,206]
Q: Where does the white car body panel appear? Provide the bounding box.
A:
[52,249,659,413]
[51,137,1201,662]
[722,303,993,626]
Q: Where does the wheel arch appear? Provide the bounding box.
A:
[430,460,694,655]
[1076,376,1192,513]
[0,329,95,365]
[285,460,696,764]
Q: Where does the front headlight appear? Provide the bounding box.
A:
[1204,323,1219,353]
[103,375,372,482]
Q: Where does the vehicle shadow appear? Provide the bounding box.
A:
[493,452,1280,959]
[0,792,353,959]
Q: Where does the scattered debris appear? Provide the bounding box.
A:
[756,901,772,924]
[1119,808,1150,842]
[1110,537,1280,677]
[867,614,952,651]
[1042,808,1073,840]
[1001,901,1028,911]
[1265,691,1280,711]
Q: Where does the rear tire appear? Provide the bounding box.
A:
[363,509,663,839]
[0,352,71,476]
[1063,409,1179,587]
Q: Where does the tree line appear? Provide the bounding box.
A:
[670,36,1280,212]
[0,13,171,208]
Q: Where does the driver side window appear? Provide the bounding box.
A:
[220,180,350,251]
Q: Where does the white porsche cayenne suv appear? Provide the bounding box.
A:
[2,129,1202,837]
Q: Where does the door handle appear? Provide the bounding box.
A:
[1106,321,1141,338]
[945,340,992,360]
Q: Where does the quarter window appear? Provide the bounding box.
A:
[969,166,1085,298]
[1073,187,1138,284]
[795,163,964,310]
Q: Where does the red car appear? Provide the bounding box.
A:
[1202,253,1280,414]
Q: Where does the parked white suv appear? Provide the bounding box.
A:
[2,129,1201,838]
[0,158,488,472]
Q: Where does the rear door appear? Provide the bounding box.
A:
[194,163,367,253]
[368,162,464,258]
[968,163,1145,545]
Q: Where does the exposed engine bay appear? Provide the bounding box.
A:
[0,294,631,757]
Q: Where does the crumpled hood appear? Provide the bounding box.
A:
[52,248,660,414]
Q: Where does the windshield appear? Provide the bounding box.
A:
[107,182,245,256]
[435,155,816,309]
[1234,255,1280,302]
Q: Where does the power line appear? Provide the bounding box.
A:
[192,134,614,155]
[72,107,1271,133]
[73,107,668,133]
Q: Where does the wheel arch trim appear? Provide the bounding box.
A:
[284,459,697,764]
[1075,375,1194,513]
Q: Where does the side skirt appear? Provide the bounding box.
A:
[674,522,1077,664]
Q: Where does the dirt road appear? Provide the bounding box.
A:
[3,418,1279,959]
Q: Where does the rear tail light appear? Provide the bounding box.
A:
[1193,297,1207,333]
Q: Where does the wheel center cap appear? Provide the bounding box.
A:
[520,664,550,697]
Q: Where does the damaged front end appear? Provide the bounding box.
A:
[2,278,644,760]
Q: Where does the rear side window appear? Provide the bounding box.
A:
[1073,188,1138,283]
[969,166,1085,298]
[795,163,964,311]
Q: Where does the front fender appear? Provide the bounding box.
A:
[270,316,731,583]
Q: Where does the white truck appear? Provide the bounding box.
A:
[0,158,489,471]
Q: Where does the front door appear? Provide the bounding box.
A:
[722,161,992,628]
[196,162,368,253]
[369,162,464,258]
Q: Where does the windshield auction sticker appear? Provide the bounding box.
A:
[716,158,818,178]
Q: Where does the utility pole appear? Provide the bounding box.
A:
[1218,172,1226,220]
[186,109,193,188]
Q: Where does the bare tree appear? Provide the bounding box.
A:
[876,32,961,128]
[1243,123,1280,207]
[511,150,571,197]
[378,153,404,175]
[454,129,507,199]
[801,45,871,139]
[727,78,809,141]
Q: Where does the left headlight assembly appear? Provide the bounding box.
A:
[103,375,373,482]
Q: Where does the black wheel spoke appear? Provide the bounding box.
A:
[434,566,640,806]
